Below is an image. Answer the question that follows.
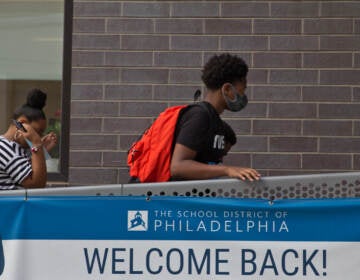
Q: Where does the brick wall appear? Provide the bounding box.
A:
[70,1,360,185]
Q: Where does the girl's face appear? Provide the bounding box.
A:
[30,118,47,137]
[16,118,47,148]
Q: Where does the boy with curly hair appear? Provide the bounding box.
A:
[171,53,260,181]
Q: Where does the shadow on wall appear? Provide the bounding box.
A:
[0,236,4,276]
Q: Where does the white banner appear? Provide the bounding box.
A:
[2,240,359,280]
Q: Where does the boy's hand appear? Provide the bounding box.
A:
[225,166,261,181]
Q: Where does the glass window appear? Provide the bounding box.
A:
[0,0,70,180]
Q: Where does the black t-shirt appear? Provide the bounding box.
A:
[174,102,226,164]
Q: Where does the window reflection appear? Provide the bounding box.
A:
[0,0,64,173]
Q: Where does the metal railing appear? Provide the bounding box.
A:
[1,172,359,199]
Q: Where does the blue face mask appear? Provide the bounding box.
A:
[223,85,248,112]
[25,138,51,160]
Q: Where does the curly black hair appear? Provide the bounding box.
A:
[201,53,248,90]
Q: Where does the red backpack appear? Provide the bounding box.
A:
[127,105,188,183]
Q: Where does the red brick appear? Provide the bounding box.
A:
[73,51,104,67]
[221,2,269,17]
[319,104,360,119]
[321,70,360,85]
[69,168,119,185]
[105,85,152,100]
[253,120,301,135]
[171,36,218,51]
[271,2,318,17]
[355,53,360,67]
[120,135,139,151]
[72,68,119,83]
[353,155,360,170]
[70,118,102,133]
[321,2,360,17]
[254,19,301,34]
[269,103,317,119]
[103,151,128,167]
[107,19,154,34]
[205,19,251,34]
[254,53,301,68]
[302,154,351,170]
[153,85,201,101]
[270,137,317,152]
[73,2,121,17]
[169,69,202,84]
[252,86,301,101]
[303,86,351,102]
[270,70,318,84]
[121,35,169,50]
[154,52,202,67]
[155,19,203,34]
[119,102,168,117]
[303,53,352,68]
[104,118,152,134]
[172,2,218,17]
[321,36,360,51]
[320,138,360,153]
[253,154,301,169]
[73,19,105,33]
[72,35,120,50]
[303,120,352,136]
[122,69,169,83]
[105,52,153,67]
[70,152,102,167]
[304,19,353,34]
[71,101,119,116]
[123,2,169,17]
[270,36,318,51]
[70,135,118,150]
[221,36,268,51]
[222,153,251,167]
[71,85,103,100]
[232,136,267,152]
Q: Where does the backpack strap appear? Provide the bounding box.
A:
[193,89,201,101]
[172,101,217,152]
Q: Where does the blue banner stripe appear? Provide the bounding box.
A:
[0,196,359,241]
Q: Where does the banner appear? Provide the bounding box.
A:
[0,196,359,279]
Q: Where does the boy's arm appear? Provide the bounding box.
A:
[170,143,260,181]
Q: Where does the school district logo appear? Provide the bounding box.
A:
[0,236,4,276]
[127,211,148,231]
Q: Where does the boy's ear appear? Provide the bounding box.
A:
[221,83,235,99]
[221,83,231,94]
